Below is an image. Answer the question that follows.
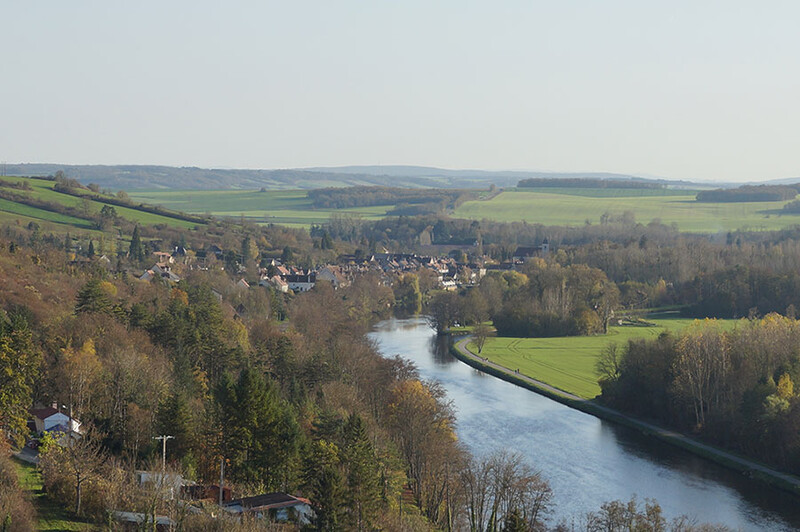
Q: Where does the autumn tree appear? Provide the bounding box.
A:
[0,312,40,447]
[59,338,102,420]
[39,426,107,516]
[473,322,495,354]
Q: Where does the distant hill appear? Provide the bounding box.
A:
[4,163,696,191]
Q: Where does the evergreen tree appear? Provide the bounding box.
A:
[87,240,95,258]
[281,246,293,263]
[343,414,381,530]
[75,279,113,314]
[156,392,195,462]
[216,369,300,488]
[304,440,346,531]
[501,508,528,532]
[128,225,145,262]
[0,312,40,447]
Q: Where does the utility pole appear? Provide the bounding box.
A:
[219,457,225,507]
[153,435,174,474]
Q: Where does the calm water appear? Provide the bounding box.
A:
[368,317,800,531]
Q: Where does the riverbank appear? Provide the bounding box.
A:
[451,336,800,497]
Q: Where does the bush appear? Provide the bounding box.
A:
[0,448,36,532]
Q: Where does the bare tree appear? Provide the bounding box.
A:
[459,450,552,531]
[61,426,107,515]
[473,323,495,354]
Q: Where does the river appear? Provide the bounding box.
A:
[368,317,800,531]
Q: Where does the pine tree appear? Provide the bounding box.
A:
[343,414,381,530]
[75,279,113,314]
[128,225,145,262]
[304,440,346,531]
[0,312,41,447]
[87,240,95,258]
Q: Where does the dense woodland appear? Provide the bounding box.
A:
[695,184,799,203]
[6,198,800,528]
[517,178,662,189]
[307,186,481,216]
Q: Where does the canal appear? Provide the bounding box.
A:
[369,317,800,531]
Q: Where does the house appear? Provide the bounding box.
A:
[112,511,176,531]
[30,405,82,435]
[140,263,181,283]
[260,275,288,293]
[182,484,232,503]
[512,240,550,262]
[224,493,314,525]
[236,278,250,289]
[153,251,174,264]
[316,265,348,288]
[285,273,316,292]
[135,471,191,499]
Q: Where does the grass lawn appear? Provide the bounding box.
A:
[454,188,800,233]
[129,189,390,226]
[470,317,740,400]
[12,457,95,531]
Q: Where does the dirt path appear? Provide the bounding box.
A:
[454,336,800,492]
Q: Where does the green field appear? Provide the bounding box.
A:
[454,188,800,232]
[470,317,740,400]
[128,185,800,232]
[0,177,203,230]
[13,458,94,531]
[129,189,390,227]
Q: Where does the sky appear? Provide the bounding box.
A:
[2,1,799,182]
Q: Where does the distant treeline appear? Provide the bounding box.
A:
[308,186,477,213]
[696,184,799,203]
[517,178,663,189]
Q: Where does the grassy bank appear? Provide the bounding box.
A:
[450,339,800,497]
[471,318,738,399]
[12,457,95,531]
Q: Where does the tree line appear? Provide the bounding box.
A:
[518,178,663,189]
[598,315,800,474]
[696,184,798,202]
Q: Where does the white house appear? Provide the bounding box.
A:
[30,406,82,435]
[285,273,316,292]
[224,493,314,525]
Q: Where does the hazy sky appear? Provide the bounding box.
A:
[2,2,799,182]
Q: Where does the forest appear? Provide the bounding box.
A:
[4,197,800,528]
[695,184,798,202]
[517,178,662,189]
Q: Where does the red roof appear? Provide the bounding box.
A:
[30,407,59,420]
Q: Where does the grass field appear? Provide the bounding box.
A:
[129,189,390,227]
[469,317,740,400]
[454,188,800,233]
[0,177,202,230]
[128,185,800,232]
[12,457,95,531]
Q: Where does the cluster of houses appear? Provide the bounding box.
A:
[26,403,314,528]
[260,253,487,293]
[117,474,314,529]
[135,240,551,294]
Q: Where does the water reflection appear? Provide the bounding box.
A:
[428,333,457,366]
[369,318,800,531]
